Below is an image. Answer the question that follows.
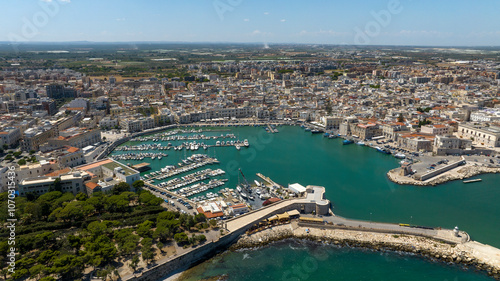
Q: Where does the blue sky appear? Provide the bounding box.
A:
[1,0,500,46]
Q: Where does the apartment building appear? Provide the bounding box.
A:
[420,124,452,136]
[18,170,90,197]
[457,124,500,147]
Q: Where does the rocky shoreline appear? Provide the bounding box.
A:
[231,225,500,280]
[387,165,500,186]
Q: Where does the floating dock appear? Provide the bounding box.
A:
[463,178,482,184]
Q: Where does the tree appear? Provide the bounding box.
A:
[112,182,130,195]
[87,221,109,238]
[209,219,217,228]
[84,235,117,268]
[174,232,189,245]
[141,238,156,264]
[194,213,206,223]
[130,255,139,272]
[157,241,164,253]
[51,178,62,192]
[50,254,84,280]
[156,211,178,222]
[132,180,145,190]
[29,264,47,280]
[136,220,153,238]
[76,192,87,201]
[39,277,56,281]
[17,159,27,165]
[154,218,179,241]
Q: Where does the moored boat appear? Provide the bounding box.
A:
[394,153,406,159]
[343,139,354,145]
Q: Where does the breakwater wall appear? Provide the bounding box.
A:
[416,157,466,181]
[234,224,500,280]
[388,164,500,186]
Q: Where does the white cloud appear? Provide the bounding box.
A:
[116,18,126,21]
[244,19,250,22]
[280,19,286,22]
[264,12,269,15]
[251,30,272,36]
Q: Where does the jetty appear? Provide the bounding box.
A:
[463,178,482,183]
[256,173,284,189]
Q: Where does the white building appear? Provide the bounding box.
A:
[457,124,500,147]
[0,127,21,148]
[420,124,452,136]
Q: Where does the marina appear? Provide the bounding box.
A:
[109,125,500,250]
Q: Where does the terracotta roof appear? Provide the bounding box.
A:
[66,146,80,153]
[45,168,71,177]
[85,182,99,190]
[77,159,113,171]
[196,207,224,219]
[231,203,248,209]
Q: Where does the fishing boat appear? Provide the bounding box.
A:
[343,139,354,145]
[243,139,249,147]
[376,146,391,154]
[235,144,240,150]
[356,141,365,146]
[311,129,322,134]
[394,153,406,159]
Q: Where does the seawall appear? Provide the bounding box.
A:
[387,164,500,186]
[233,224,500,280]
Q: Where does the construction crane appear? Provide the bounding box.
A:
[239,168,250,189]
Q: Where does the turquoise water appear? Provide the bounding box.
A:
[111,126,500,280]
[178,240,493,281]
[112,126,500,247]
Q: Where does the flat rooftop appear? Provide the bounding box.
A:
[102,160,139,176]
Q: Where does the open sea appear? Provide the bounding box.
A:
[111,125,499,280]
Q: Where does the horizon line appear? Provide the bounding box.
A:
[1,41,500,49]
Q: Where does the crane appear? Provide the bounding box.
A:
[239,168,250,189]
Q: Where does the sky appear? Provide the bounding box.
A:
[1,0,500,46]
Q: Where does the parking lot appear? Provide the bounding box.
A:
[145,185,198,215]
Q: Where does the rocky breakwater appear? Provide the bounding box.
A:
[233,224,500,280]
[387,164,500,186]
